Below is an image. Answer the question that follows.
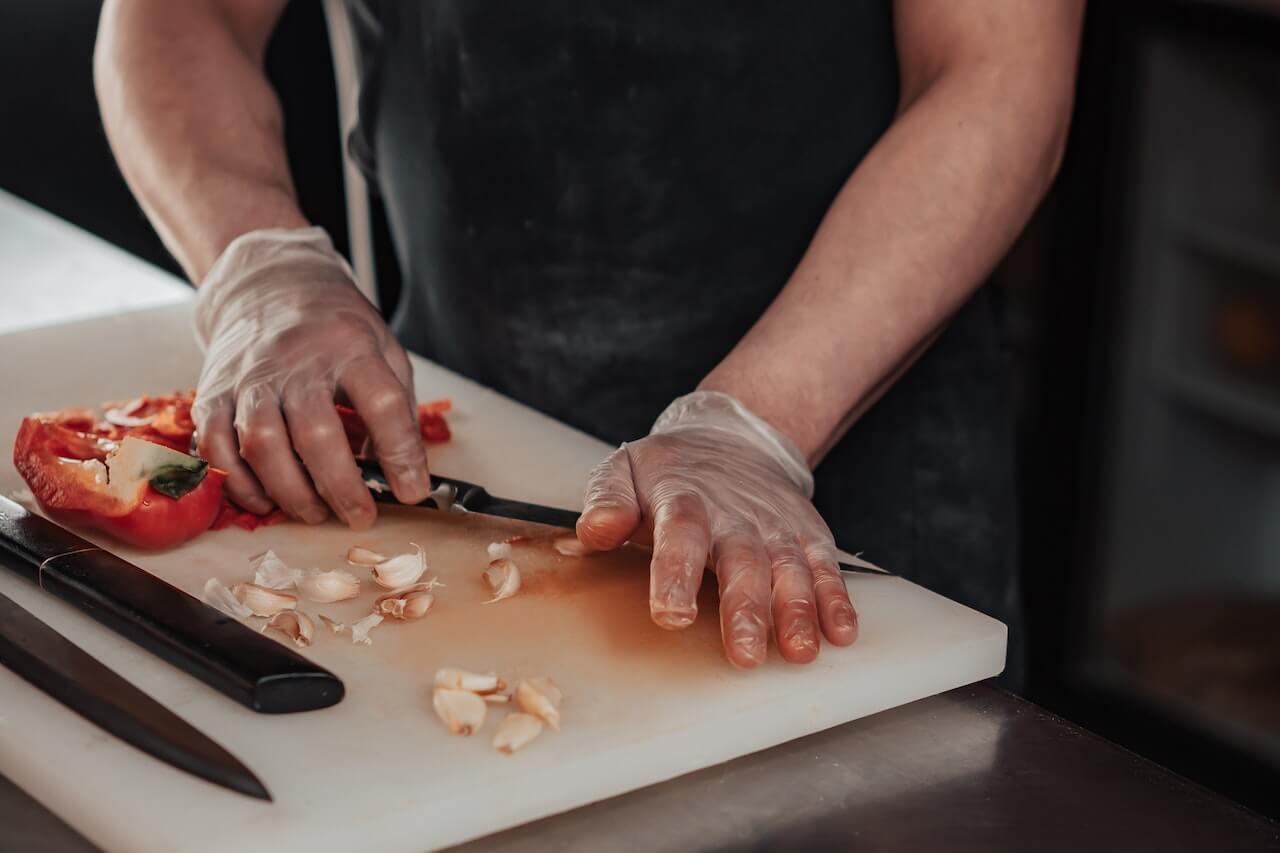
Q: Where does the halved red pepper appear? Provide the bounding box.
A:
[12,415,226,550]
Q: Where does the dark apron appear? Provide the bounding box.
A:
[344,0,1022,685]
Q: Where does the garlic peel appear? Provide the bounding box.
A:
[493,712,543,754]
[263,611,314,648]
[483,558,521,603]
[250,550,300,589]
[515,677,562,730]
[371,543,428,589]
[231,582,297,617]
[553,536,595,557]
[434,668,506,694]
[202,578,253,619]
[317,612,383,645]
[297,569,361,603]
[433,688,486,735]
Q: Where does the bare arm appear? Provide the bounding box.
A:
[94,0,304,282]
[700,0,1084,464]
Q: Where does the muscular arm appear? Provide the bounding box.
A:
[94,0,303,282]
[700,0,1084,464]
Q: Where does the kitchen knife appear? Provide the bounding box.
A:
[0,495,344,714]
[358,461,895,576]
[0,591,270,801]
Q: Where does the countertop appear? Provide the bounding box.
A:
[1,188,1276,852]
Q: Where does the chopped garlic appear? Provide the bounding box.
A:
[297,569,361,603]
[434,668,506,694]
[482,558,521,603]
[232,582,298,617]
[371,543,428,589]
[346,545,387,567]
[492,712,543,754]
[263,611,314,648]
[374,583,435,620]
[515,677,562,730]
[433,688,486,735]
[486,542,514,561]
[202,578,253,619]
[251,550,301,590]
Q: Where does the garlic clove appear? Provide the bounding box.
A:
[486,542,514,561]
[433,688,487,735]
[263,610,314,648]
[553,536,595,557]
[231,582,297,617]
[492,712,544,754]
[251,550,302,589]
[482,558,521,603]
[515,677,562,730]
[297,569,361,603]
[346,545,387,567]
[202,578,254,619]
[371,543,428,589]
[433,668,506,694]
[374,583,435,620]
[484,692,512,705]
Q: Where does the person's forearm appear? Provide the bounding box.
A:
[94,0,303,283]
[700,62,1074,465]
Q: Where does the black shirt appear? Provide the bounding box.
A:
[345,1,1021,682]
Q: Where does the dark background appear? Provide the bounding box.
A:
[1,0,1276,823]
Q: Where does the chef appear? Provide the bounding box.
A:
[94,1,1082,677]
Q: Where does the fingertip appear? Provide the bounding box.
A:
[726,639,767,670]
[576,504,638,551]
[825,604,859,646]
[387,461,431,505]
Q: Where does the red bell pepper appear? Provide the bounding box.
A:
[12,415,226,550]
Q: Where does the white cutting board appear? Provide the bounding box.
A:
[0,303,1006,852]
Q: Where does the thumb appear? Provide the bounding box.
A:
[577,444,642,551]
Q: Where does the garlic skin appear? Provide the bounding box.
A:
[492,712,544,754]
[433,688,487,735]
[553,536,595,557]
[486,542,514,561]
[374,583,435,620]
[297,569,361,603]
[482,558,521,603]
[251,550,302,589]
[263,611,314,648]
[515,677,562,730]
[371,543,428,589]
[316,612,383,645]
[232,582,298,617]
[346,545,387,567]
[202,578,253,619]
[484,693,512,705]
[433,668,506,694]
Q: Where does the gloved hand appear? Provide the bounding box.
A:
[192,227,430,528]
[576,390,858,668]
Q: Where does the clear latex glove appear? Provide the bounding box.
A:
[576,391,858,668]
[192,227,430,528]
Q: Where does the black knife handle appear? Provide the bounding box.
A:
[0,496,344,714]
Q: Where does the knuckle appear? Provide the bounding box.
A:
[364,387,410,422]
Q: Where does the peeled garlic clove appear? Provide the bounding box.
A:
[202,578,254,619]
[346,545,387,567]
[348,613,383,645]
[484,692,512,705]
[553,536,595,557]
[433,688,487,735]
[515,677,562,730]
[232,582,298,617]
[374,583,435,620]
[433,668,506,694]
[297,569,361,603]
[372,543,428,589]
[263,610,314,648]
[486,542,514,561]
[493,712,544,754]
[483,558,521,603]
[251,550,301,589]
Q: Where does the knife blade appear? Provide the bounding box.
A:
[358,460,894,576]
[0,591,270,801]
